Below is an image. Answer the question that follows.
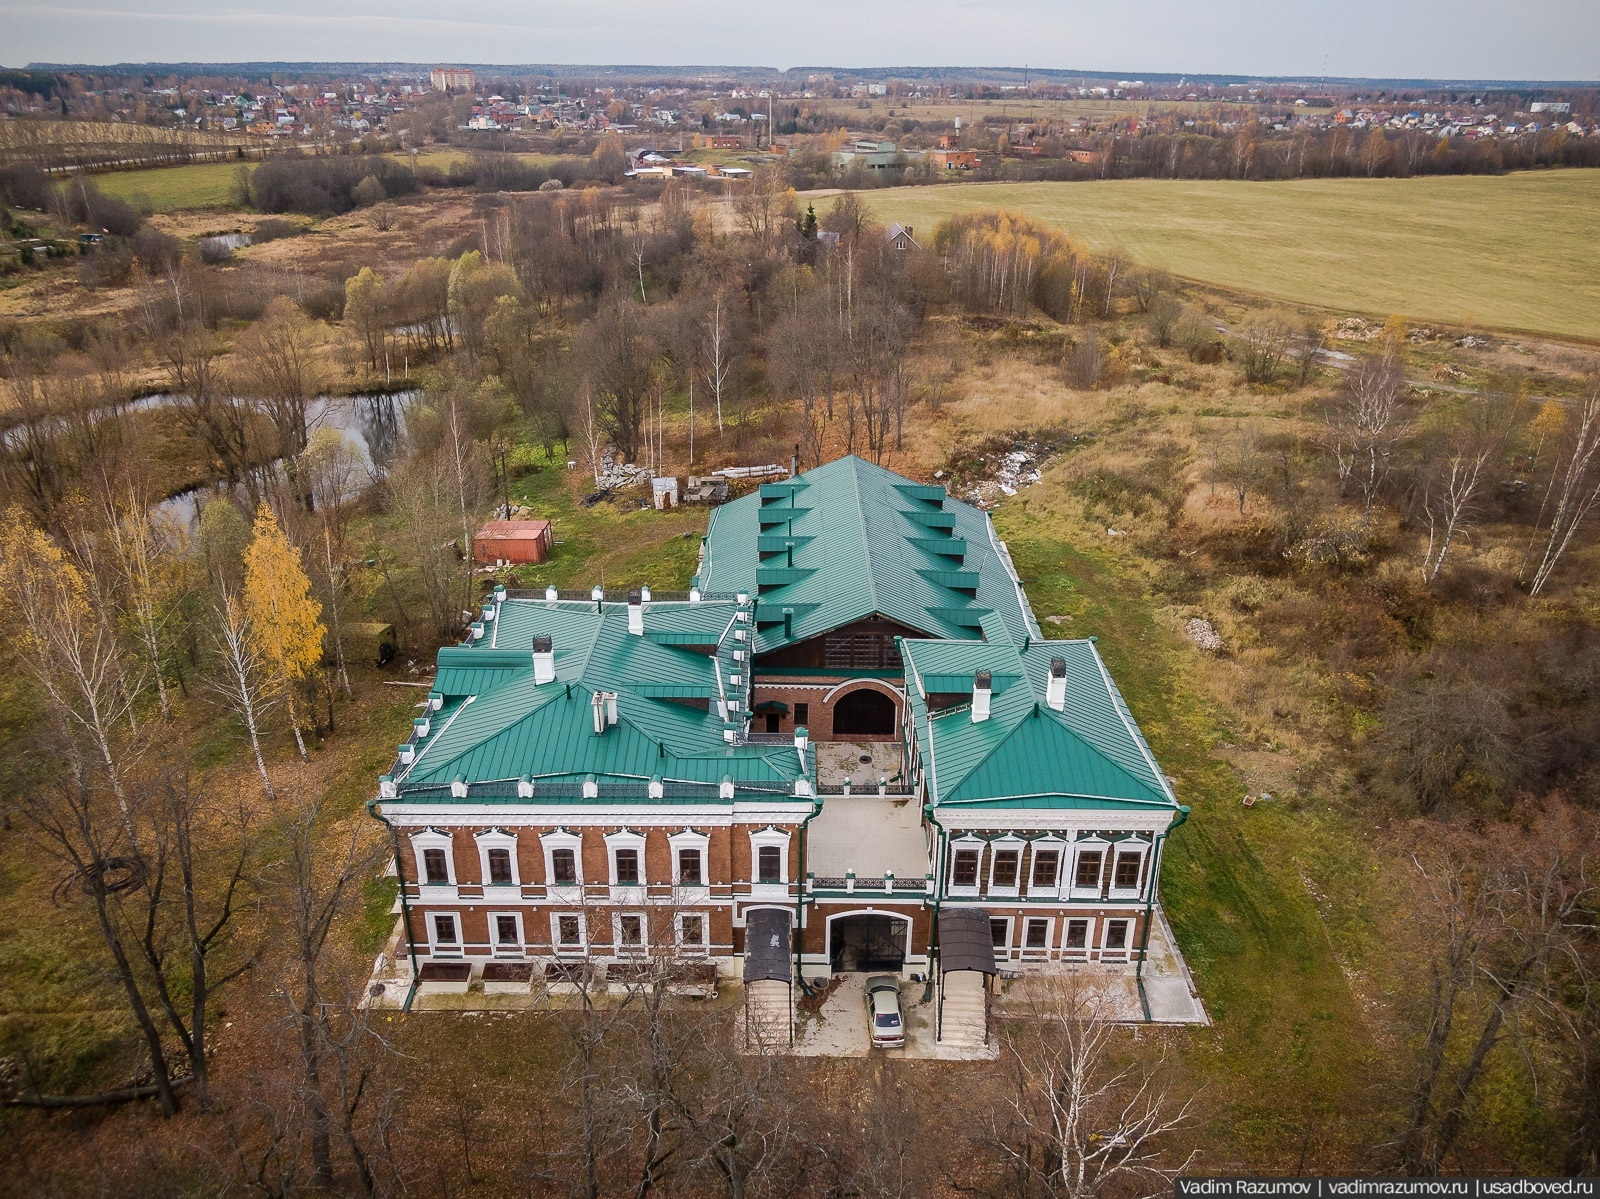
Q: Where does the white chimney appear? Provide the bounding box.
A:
[545,584,558,602]
[971,670,992,723]
[627,589,644,636]
[640,584,651,604]
[532,636,555,684]
[689,586,701,603]
[605,692,618,726]
[1047,657,1067,711]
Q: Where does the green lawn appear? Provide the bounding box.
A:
[839,171,1600,341]
[94,161,251,211]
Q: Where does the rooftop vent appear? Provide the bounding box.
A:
[972,670,992,723]
[532,635,555,684]
[1047,657,1067,711]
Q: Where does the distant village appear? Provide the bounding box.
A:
[1,64,1594,179]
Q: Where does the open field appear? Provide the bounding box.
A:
[93,160,253,211]
[836,170,1600,341]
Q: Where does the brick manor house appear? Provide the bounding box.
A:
[370,456,1188,1035]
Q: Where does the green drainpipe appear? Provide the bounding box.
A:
[366,796,423,1013]
[922,802,947,1007]
[1135,804,1190,1022]
[793,731,823,996]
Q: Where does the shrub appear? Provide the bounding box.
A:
[252,218,297,243]
[0,163,51,209]
[249,154,417,215]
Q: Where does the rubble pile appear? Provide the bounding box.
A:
[1184,618,1226,654]
[1332,317,1379,342]
[1455,334,1492,349]
[945,442,1053,509]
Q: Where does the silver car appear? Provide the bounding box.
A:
[864,974,905,1048]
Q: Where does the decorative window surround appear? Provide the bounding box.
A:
[428,910,463,958]
[668,829,711,901]
[552,911,587,956]
[1062,917,1094,959]
[989,914,1014,961]
[613,911,648,955]
[489,911,525,958]
[1102,917,1133,960]
[540,830,584,901]
[411,829,456,899]
[1021,916,1055,958]
[1108,840,1151,901]
[1026,836,1067,899]
[747,827,791,899]
[948,836,984,898]
[605,828,648,901]
[1070,837,1111,900]
[987,835,1026,898]
[676,912,708,953]
[475,828,520,890]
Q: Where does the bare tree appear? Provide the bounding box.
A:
[1323,350,1410,517]
[1417,393,1514,586]
[1221,423,1263,516]
[1235,311,1296,385]
[1393,820,1596,1175]
[981,975,1197,1199]
[209,589,279,802]
[1525,382,1600,597]
[701,290,737,440]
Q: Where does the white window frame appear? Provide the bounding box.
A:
[748,828,791,898]
[605,828,648,900]
[676,911,709,954]
[1102,917,1133,960]
[488,910,525,958]
[1026,836,1067,899]
[1108,839,1150,901]
[1070,837,1110,899]
[428,910,464,958]
[476,829,520,890]
[1062,916,1094,959]
[613,910,649,956]
[668,829,711,900]
[540,830,583,900]
[948,836,984,898]
[988,914,1015,961]
[987,835,1026,898]
[1020,915,1055,959]
[412,829,456,898]
[551,910,587,956]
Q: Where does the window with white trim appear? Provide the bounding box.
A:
[1111,844,1147,895]
[1028,837,1065,895]
[949,838,984,895]
[988,837,1024,896]
[677,912,707,950]
[989,916,1013,958]
[614,911,647,954]
[747,829,790,888]
[429,911,462,957]
[1023,917,1053,955]
[411,830,456,890]
[1063,918,1092,955]
[476,830,519,888]
[1103,918,1131,955]
[490,912,524,956]
[668,830,710,888]
[552,911,586,954]
[605,829,648,889]
[1071,841,1107,895]
[541,830,583,890]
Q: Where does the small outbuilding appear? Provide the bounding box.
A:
[472,519,552,565]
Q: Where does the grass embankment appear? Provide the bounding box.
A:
[92,160,253,212]
[996,507,1378,1169]
[841,171,1600,342]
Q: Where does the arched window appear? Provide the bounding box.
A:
[832,688,896,736]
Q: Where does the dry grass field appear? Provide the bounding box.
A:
[831,170,1600,341]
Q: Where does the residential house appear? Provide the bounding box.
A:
[931,149,979,170]
[885,223,920,251]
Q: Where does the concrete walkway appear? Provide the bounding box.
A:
[787,973,997,1061]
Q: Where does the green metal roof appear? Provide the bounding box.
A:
[700,455,1039,652]
[389,595,806,801]
[902,615,1177,811]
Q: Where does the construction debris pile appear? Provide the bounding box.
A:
[941,443,1052,509]
[1184,618,1226,654]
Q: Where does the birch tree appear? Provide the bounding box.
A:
[1525,384,1600,597]
[1417,393,1513,587]
[210,589,279,802]
[243,503,325,762]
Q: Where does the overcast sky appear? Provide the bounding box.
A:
[3,0,1595,81]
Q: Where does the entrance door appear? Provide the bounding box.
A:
[829,914,909,972]
[765,713,780,733]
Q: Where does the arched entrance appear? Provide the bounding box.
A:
[832,688,896,737]
[828,912,910,972]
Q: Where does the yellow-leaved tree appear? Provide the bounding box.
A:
[243,503,325,762]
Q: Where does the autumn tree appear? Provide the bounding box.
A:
[243,503,326,762]
[578,293,657,462]
[1524,381,1600,596]
[343,266,390,372]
